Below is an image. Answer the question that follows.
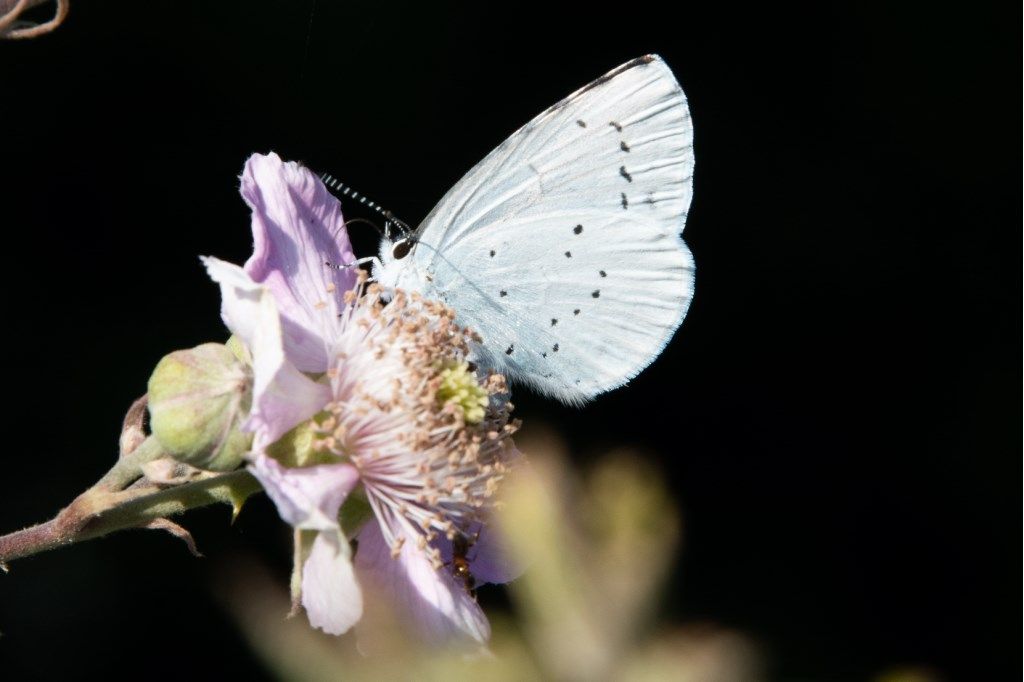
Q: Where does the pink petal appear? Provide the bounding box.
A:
[432,452,528,585]
[434,520,525,586]
[240,152,357,373]
[471,451,529,584]
[202,257,331,448]
[302,530,364,635]
[249,453,359,531]
[354,522,490,645]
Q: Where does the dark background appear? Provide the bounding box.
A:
[0,1,1017,679]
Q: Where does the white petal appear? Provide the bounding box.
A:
[302,530,363,635]
[202,257,330,448]
[202,256,263,343]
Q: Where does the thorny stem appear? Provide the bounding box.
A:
[0,436,261,568]
[0,0,69,39]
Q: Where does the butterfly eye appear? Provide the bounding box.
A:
[392,239,412,260]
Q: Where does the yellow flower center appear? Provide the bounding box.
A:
[437,361,490,425]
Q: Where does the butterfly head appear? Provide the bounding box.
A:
[373,235,416,291]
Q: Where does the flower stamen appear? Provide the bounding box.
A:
[314,285,518,560]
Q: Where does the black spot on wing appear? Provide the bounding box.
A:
[573,224,583,235]
[576,119,587,128]
[573,309,580,315]
[609,121,623,132]
[499,290,507,297]
[599,270,607,277]
[565,251,572,258]
[552,343,559,352]
[489,250,495,257]
[619,166,632,182]
[620,193,629,209]
[592,290,600,298]
[505,345,514,355]
[620,141,631,152]
[551,318,558,326]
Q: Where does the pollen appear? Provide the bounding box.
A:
[437,361,490,425]
[314,284,518,562]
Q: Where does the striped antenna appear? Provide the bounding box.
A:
[320,173,413,238]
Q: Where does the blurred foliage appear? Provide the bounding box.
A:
[216,426,762,681]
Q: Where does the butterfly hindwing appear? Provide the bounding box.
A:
[404,55,695,403]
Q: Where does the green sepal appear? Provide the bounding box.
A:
[225,334,252,366]
[264,416,339,468]
[338,489,373,541]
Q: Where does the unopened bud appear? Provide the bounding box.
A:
[148,343,252,471]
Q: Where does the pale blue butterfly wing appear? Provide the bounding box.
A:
[378,55,695,404]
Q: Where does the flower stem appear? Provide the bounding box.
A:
[98,435,167,491]
[0,440,261,568]
[0,518,69,566]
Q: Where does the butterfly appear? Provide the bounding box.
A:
[358,55,694,405]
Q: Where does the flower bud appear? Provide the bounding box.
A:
[148,343,253,471]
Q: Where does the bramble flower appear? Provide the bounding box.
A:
[202,152,521,644]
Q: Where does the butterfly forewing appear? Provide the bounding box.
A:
[405,55,695,403]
